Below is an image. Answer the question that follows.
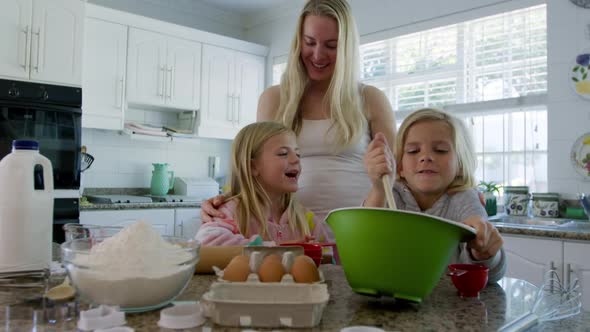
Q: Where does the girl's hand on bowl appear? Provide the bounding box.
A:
[462,216,503,261]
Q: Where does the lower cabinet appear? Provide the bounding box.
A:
[80,209,175,236]
[174,208,201,239]
[503,234,590,311]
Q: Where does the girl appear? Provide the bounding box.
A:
[364,108,506,283]
[195,122,329,246]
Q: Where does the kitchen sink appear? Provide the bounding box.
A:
[490,215,590,231]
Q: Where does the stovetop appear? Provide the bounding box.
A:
[86,194,200,204]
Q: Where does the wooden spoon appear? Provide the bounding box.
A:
[45,276,75,301]
[382,175,397,210]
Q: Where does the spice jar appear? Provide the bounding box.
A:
[504,186,529,216]
[529,193,560,218]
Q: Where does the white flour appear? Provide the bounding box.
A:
[70,221,196,309]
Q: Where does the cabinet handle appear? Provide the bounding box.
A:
[21,25,29,71]
[32,28,40,73]
[565,263,572,290]
[227,94,233,121]
[236,96,241,125]
[118,78,125,109]
[167,66,173,99]
[157,66,165,97]
[549,261,556,292]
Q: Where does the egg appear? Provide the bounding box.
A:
[257,254,285,282]
[291,255,320,283]
[222,255,251,282]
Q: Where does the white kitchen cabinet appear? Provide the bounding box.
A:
[80,209,175,236]
[174,208,201,239]
[502,235,563,287]
[0,0,83,86]
[127,28,201,110]
[82,18,127,130]
[563,241,590,311]
[198,45,264,139]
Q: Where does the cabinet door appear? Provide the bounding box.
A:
[174,208,201,239]
[234,52,265,129]
[166,38,201,110]
[31,0,83,86]
[80,209,175,236]
[502,235,563,287]
[0,0,32,80]
[82,18,127,130]
[127,28,167,107]
[564,241,590,312]
[199,45,236,138]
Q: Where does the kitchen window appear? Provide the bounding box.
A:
[272,4,547,192]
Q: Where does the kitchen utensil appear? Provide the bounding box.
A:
[81,152,94,172]
[382,175,397,209]
[499,270,582,332]
[150,163,174,196]
[158,302,206,329]
[46,276,75,301]
[447,264,488,297]
[578,193,590,221]
[325,208,475,302]
[77,305,126,331]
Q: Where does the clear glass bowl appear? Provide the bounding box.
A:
[61,236,199,313]
[62,223,123,242]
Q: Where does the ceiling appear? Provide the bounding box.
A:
[194,0,295,15]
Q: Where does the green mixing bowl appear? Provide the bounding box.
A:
[326,207,476,302]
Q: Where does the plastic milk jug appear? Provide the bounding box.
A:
[0,140,54,272]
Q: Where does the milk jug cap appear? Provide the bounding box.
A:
[12,140,39,151]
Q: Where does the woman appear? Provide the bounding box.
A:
[201,0,396,230]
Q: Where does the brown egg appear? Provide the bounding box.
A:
[223,255,251,282]
[258,254,285,282]
[291,255,320,283]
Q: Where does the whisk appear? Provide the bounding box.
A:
[81,152,94,172]
[499,269,582,332]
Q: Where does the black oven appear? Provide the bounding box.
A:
[0,79,82,243]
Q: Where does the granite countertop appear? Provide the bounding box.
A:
[489,214,590,241]
[2,265,589,331]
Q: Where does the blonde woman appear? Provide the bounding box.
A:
[195,122,329,245]
[202,0,396,228]
[364,108,506,283]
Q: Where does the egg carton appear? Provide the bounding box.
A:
[201,281,329,328]
[212,246,325,283]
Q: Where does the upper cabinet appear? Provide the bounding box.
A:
[0,0,83,86]
[127,28,201,111]
[82,18,127,130]
[198,45,265,139]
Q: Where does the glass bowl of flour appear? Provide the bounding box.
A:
[61,221,199,312]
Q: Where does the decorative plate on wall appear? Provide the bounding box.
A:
[571,52,590,99]
[571,132,590,178]
[570,0,590,8]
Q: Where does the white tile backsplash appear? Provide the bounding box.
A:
[81,128,231,189]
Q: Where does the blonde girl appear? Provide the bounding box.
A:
[195,122,328,246]
[364,108,506,283]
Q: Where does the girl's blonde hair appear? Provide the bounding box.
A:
[276,0,366,149]
[395,108,477,193]
[229,122,310,239]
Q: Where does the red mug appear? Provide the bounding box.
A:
[447,264,489,297]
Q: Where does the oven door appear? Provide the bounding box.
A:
[0,101,82,190]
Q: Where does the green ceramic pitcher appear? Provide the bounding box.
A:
[150,163,174,196]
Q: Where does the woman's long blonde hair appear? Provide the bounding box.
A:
[277,0,366,149]
[229,122,310,239]
[395,108,477,193]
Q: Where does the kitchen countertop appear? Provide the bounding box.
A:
[2,265,588,331]
[80,201,201,210]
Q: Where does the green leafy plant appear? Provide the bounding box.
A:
[478,181,501,194]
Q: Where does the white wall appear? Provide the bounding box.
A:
[244,0,590,198]
[88,0,245,40]
[81,127,231,189]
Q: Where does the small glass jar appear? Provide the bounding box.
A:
[529,193,560,218]
[504,186,529,216]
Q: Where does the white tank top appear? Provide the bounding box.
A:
[297,119,371,222]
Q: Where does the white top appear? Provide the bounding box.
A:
[297,119,372,223]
